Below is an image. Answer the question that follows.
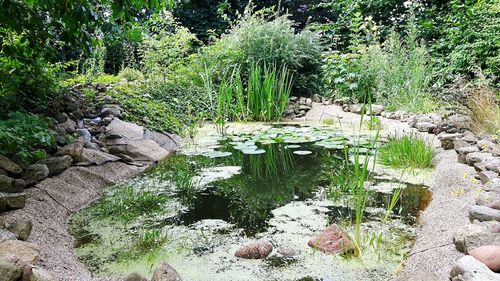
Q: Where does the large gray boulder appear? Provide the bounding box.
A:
[105,118,143,140]
[144,130,181,151]
[450,255,500,281]
[77,148,121,166]
[22,266,57,281]
[54,141,84,162]
[36,156,73,176]
[107,139,169,161]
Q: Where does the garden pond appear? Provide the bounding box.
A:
[69,123,432,281]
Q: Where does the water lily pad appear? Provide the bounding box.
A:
[285,145,301,149]
[242,149,266,155]
[205,151,233,158]
[293,150,312,155]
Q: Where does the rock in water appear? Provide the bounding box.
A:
[151,262,182,281]
[470,245,500,272]
[235,240,273,259]
[450,255,500,281]
[308,224,352,254]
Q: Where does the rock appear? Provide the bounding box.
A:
[442,114,471,133]
[312,94,321,103]
[0,240,39,266]
[151,262,182,281]
[22,266,56,281]
[106,139,169,161]
[54,118,76,135]
[77,148,121,166]
[4,218,32,241]
[54,112,68,124]
[101,115,114,125]
[454,223,500,253]
[0,230,16,243]
[308,224,352,254]
[0,155,22,176]
[484,178,500,192]
[105,118,143,140]
[143,130,181,151]
[124,272,148,281]
[0,175,23,193]
[466,152,493,166]
[469,206,500,222]
[478,140,497,152]
[450,255,500,281]
[277,247,298,257]
[0,193,26,211]
[23,164,49,185]
[0,258,22,281]
[488,200,500,210]
[414,122,438,133]
[470,245,500,272]
[463,131,479,144]
[75,129,92,142]
[36,156,73,176]
[484,159,500,174]
[348,104,363,114]
[370,104,384,115]
[235,240,273,259]
[479,171,499,184]
[54,141,84,162]
[0,170,6,176]
[439,133,463,150]
[100,104,122,117]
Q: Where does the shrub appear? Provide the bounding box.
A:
[92,74,122,84]
[378,136,434,169]
[0,28,60,112]
[0,112,56,163]
[117,67,145,82]
[198,9,323,96]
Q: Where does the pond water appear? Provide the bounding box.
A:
[69,123,431,281]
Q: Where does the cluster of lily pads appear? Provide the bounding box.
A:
[199,125,378,159]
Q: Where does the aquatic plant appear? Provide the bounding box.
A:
[247,62,293,122]
[245,144,294,179]
[378,135,434,169]
[133,228,169,253]
[92,185,167,222]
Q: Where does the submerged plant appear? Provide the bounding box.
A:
[378,135,434,169]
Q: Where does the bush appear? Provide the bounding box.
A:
[432,0,500,83]
[0,112,56,163]
[197,9,323,96]
[0,28,60,112]
[117,68,145,82]
[378,135,434,169]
